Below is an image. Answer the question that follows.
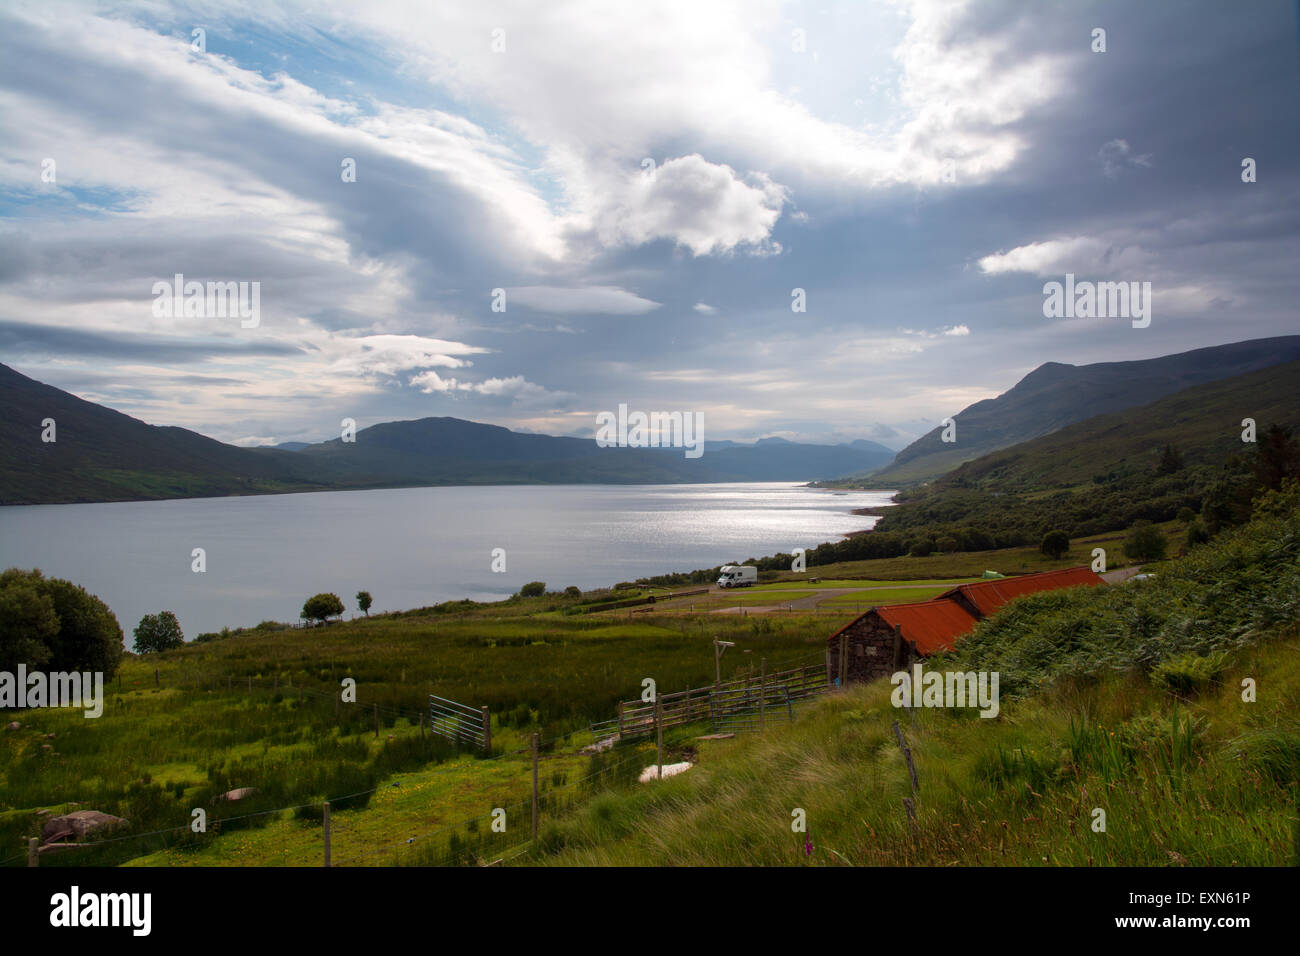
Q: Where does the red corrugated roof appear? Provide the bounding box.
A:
[938,566,1103,617]
[828,566,1107,659]
[873,599,980,655]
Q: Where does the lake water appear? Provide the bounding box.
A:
[0,482,894,639]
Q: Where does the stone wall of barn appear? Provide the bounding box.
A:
[827,613,916,685]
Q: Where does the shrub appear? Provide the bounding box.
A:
[1184,519,1210,548]
[1123,521,1167,562]
[1151,652,1226,697]
[1039,530,1070,559]
[519,581,547,598]
[563,586,581,598]
[1176,506,1196,523]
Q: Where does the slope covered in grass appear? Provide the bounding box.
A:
[525,489,1300,866]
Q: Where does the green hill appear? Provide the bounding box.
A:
[867,335,1300,486]
[872,359,1300,543]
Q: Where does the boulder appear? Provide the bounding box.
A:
[41,810,128,844]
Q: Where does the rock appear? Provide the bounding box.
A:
[41,810,128,844]
[44,733,56,739]
[214,787,257,803]
[4,721,19,731]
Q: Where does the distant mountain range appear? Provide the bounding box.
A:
[867,335,1300,485]
[0,363,895,504]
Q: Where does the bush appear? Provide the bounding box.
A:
[1184,519,1210,548]
[1040,530,1070,559]
[1123,521,1168,562]
[1176,506,1196,523]
[301,592,345,624]
[133,611,184,654]
[1151,652,1226,697]
[519,581,547,598]
[563,586,581,598]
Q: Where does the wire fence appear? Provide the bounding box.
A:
[13,652,831,868]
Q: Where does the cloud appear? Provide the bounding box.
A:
[1098,138,1153,178]
[597,155,789,256]
[693,303,718,314]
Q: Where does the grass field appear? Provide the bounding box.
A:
[0,514,1258,867]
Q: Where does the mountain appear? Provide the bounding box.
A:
[284,416,894,485]
[868,335,1300,485]
[0,364,894,504]
[873,358,1300,540]
[932,359,1300,494]
[0,362,338,504]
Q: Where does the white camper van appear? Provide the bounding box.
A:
[717,565,758,589]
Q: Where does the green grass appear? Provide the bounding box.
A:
[519,628,1298,867]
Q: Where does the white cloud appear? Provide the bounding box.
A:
[693,303,718,314]
[598,155,789,256]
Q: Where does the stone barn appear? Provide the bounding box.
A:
[827,566,1105,685]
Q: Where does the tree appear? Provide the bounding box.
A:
[936,536,958,554]
[1156,443,1184,475]
[133,611,184,654]
[1123,520,1168,562]
[1176,506,1196,523]
[302,592,345,625]
[563,586,581,598]
[1252,424,1300,491]
[519,581,547,598]
[1184,519,1210,549]
[356,591,372,616]
[1039,530,1070,559]
[0,568,123,676]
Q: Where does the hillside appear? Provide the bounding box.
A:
[0,363,893,504]
[525,484,1300,866]
[0,362,337,504]
[867,335,1300,485]
[871,358,1300,544]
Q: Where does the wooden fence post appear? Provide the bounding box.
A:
[154,668,159,688]
[825,648,832,685]
[893,720,920,795]
[322,801,331,867]
[531,733,540,840]
[373,703,379,737]
[760,658,767,731]
[616,700,624,738]
[27,837,38,867]
[481,706,491,754]
[655,696,664,780]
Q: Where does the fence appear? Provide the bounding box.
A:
[589,661,827,743]
[428,694,491,752]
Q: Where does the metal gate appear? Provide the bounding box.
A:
[428,694,491,751]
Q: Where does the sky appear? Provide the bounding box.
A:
[1,0,1297,449]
